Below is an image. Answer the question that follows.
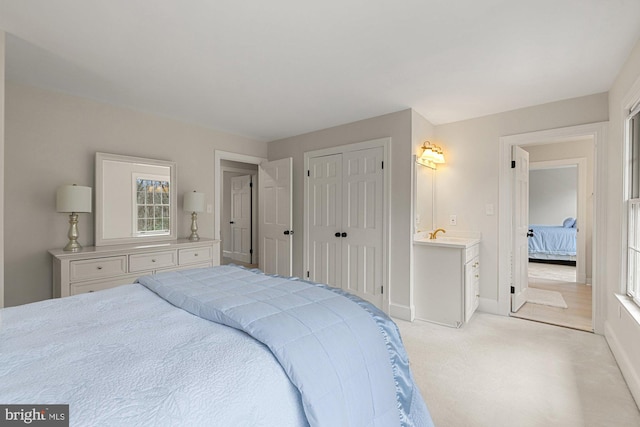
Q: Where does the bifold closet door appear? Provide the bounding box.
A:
[341,147,384,308]
[307,154,343,287]
[306,146,384,309]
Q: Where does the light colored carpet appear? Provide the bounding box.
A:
[526,287,568,308]
[397,313,640,427]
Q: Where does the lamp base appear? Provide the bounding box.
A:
[63,240,83,252]
[188,212,200,241]
[63,213,83,252]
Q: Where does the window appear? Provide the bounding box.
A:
[627,104,640,305]
[135,178,170,235]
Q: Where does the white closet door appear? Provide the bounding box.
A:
[259,158,293,276]
[341,147,384,308]
[230,175,252,264]
[307,154,343,287]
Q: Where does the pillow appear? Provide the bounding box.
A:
[563,217,576,228]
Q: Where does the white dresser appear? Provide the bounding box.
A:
[50,239,220,298]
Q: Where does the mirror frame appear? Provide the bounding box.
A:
[95,152,177,246]
[413,154,435,234]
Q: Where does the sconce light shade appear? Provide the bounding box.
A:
[420,141,446,167]
[184,191,205,213]
[56,185,92,213]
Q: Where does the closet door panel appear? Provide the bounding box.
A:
[342,147,384,306]
[307,154,342,287]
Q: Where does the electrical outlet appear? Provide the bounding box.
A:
[415,214,421,225]
[449,215,457,226]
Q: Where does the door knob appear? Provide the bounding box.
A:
[527,229,534,237]
[230,221,235,224]
[341,232,347,238]
[335,232,341,237]
[284,230,290,235]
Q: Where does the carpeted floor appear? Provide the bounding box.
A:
[397,313,640,427]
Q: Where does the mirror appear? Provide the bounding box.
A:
[414,156,435,233]
[95,153,177,246]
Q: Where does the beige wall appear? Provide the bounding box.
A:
[4,82,266,307]
[604,36,640,403]
[268,109,417,317]
[0,31,5,308]
[434,93,608,302]
[525,139,595,281]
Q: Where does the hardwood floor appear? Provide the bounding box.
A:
[511,262,593,332]
[222,256,258,269]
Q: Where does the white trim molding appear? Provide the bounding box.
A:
[498,122,607,334]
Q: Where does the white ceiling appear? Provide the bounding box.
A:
[1,0,639,141]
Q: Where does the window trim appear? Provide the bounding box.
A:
[626,103,640,305]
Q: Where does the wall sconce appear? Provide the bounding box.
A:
[56,184,92,252]
[184,191,205,241]
[419,141,446,169]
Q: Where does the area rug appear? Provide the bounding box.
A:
[527,288,568,309]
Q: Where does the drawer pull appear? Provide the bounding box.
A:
[97,266,103,270]
[152,259,156,263]
[475,274,479,278]
[194,253,199,257]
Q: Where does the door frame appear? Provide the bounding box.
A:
[214,151,266,265]
[498,122,607,333]
[302,137,391,314]
[530,158,588,283]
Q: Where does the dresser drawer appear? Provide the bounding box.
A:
[179,246,212,265]
[69,256,127,282]
[70,277,135,295]
[129,251,177,272]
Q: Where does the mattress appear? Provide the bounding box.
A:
[528,224,577,260]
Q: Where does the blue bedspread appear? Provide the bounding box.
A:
[528,225,576,257]
[137,265,433,427]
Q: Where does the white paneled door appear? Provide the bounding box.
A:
[259,158,293,276]
[308,154,343,287]
[307,147,384,309]
[511,145,530,312]
[230,175,252,264]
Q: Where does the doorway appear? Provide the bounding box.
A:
[497,122,607,334]
[220,160,258,268]
[510,152,592,331]
[214,151,265,269]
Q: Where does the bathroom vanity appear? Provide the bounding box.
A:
[413,234,480,327]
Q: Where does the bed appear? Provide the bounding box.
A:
[528,218,577,262]
[0,265,433,427]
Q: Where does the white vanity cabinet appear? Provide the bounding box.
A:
[50,239,220,298]
[413,237,480,327]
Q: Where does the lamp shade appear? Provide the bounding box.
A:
[184,191,205,213]
[56,185,92,213]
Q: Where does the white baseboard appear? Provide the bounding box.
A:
[222,250,232,258]
[390,303,413,321]
[605,320,640,408]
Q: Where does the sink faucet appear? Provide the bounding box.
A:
[429,228,446,240]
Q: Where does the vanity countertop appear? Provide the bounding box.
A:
[413,232,480,248]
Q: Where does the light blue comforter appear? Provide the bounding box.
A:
[137,265,433,427]
[528,225,577,256]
